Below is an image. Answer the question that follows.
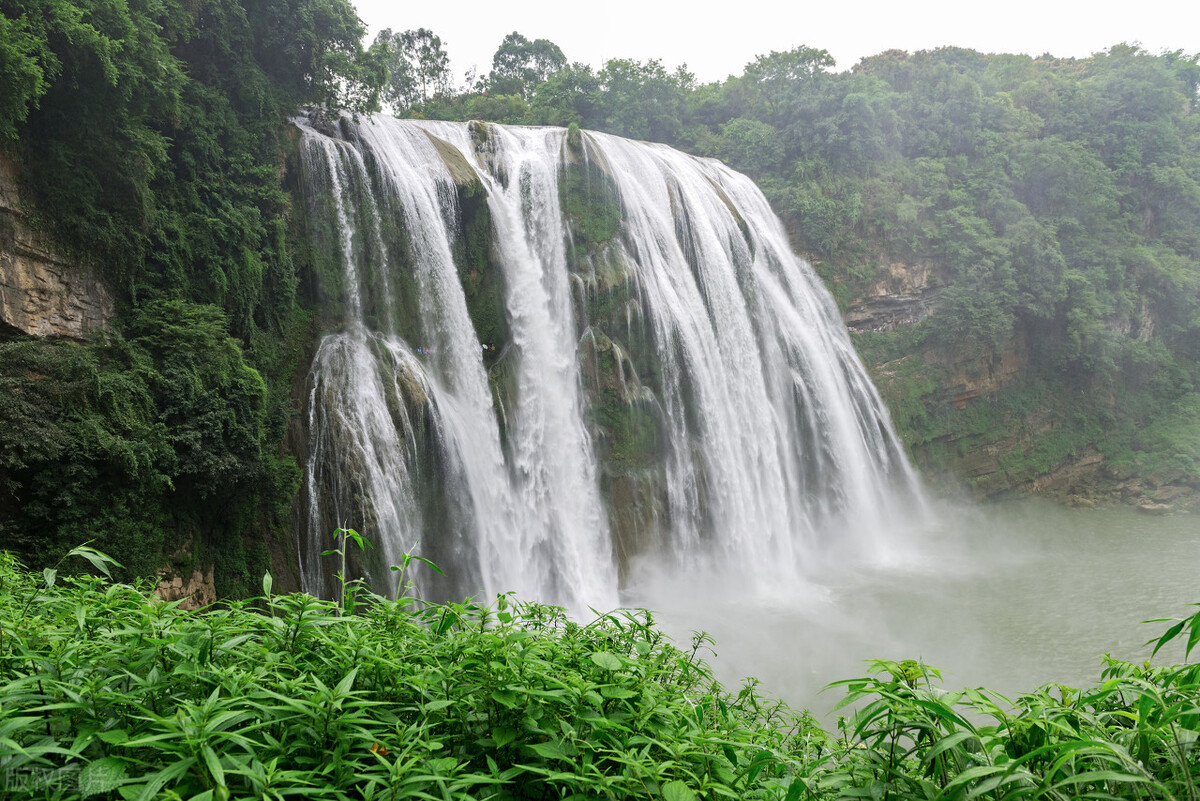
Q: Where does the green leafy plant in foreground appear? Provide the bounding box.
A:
[1,547,1199,799]
[322,526,372,614]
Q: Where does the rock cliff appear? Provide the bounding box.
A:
[841,258,1197,511]
[843,261,942,331]
[0,154,112,339]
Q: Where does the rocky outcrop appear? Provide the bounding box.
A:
[844,261,942,330]
[937,333,1027,408]
[154,565,217,610]
[0,154,112,339]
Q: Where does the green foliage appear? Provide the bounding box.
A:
[373,27,451,109]
[453,184,509,357]
[1107,394,1200,487]
[714,117,784,176]
[825,653,1200,800]
[560,156,622,253]
[0,554,831,800]
[488,31,566,100]
[4,552,1200,800]
[529,62,602,127]
[246,0,382,114]
[0,6,55,139]
[0,301,296,582]
[0,0,372,578]
[596,396,664,471]
[3,0,382,322]
[593,58,695,143]
[321,526,371,613]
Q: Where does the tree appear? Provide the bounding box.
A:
[595,58,694,144]
[374,27,452,109]
[715,117,783,175]
[739,45,835,126]
[373,28,417,109]
[0,4,56,139]
[529,62,600,127]
[488,31,566,99]
[246,0,381,113]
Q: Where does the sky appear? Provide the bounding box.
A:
[350,0,1199,86]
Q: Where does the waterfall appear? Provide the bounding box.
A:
[295,116,924,611]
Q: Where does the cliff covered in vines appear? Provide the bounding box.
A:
[0,0,384,588]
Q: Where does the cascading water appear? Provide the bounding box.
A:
[296,115,924,612]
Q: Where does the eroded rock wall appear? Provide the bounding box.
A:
[0,154,112,339]
[844,261,942,331]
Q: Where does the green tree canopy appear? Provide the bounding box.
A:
[488,31,566,99]
[374,27,452,109]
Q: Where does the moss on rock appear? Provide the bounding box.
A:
[560,152,622,255]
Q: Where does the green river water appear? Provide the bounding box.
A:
[630,498,1200,717]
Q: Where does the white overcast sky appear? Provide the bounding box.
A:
[350,0,1198,86]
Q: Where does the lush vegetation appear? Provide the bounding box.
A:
[3,546,1200,799]
[0,0,384,580]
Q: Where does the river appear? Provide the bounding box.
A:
[627,498,1200,717]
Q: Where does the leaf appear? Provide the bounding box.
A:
[43,567,57,588]
[492,728,517,747]
[1185,610,1200,659]
[261,572,273,598]
[434,610,459,635]
[1049,770,1152,789]
[344,528,371,551]
[410,553,444,573]
[96,729,129,745]
[920,729,978,765]
[200,744,225,788]
[783,778,806,801]
[589,652,623,671]
[68,544,122,578]
[745,749,772,784]
[131,755,196,801]
[529,740,573,761]
[334,667,359,696]
[79,757,129,797]
[661,780,697,801]
[1150,620,1185,658]
[428,757,458,773]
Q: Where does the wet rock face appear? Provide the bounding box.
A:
[0,154,113,339]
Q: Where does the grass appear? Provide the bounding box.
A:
[2,547,1199,800]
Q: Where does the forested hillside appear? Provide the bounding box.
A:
[0,0,382,586]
